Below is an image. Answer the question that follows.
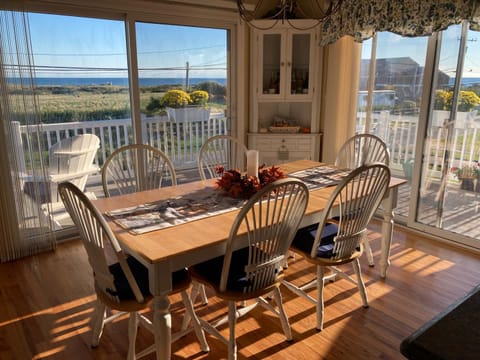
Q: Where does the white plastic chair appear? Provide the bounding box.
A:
[335,133,390,265]
[23,133,100,203]
[22,133,100,229]
[58,181,209,360]
[281,163,391,331]
[188,178,309,360]
[101,143,177,197]
[198,135,248,180]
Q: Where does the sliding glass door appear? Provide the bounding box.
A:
[357,23,480,249]
[357,32,429,219]
[15,12,229,235]
[415,23,480,245]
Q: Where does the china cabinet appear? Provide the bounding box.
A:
[248,20,323,165]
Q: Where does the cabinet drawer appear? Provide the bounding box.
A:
[255,136,311,151]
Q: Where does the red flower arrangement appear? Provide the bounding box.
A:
[215,164,286,198]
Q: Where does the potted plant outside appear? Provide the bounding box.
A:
[162,89,210,123]
[450,163,480,191]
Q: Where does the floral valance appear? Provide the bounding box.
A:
[320,0,480,45]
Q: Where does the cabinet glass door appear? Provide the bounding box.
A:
[262,34,281,95]
[290,33,310,95]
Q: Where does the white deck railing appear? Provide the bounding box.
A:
[358,109,480,179]
[15,112,227,172]
[15,109,480,182]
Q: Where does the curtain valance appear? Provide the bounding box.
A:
[320,0,480,45]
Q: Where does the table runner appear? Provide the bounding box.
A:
[105,186,247,235]
[105,165,351,235]
[288,165,351,190]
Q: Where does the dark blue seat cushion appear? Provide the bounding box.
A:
[108,256,188,301]
[292,223,339,258]
[192,247,265,292]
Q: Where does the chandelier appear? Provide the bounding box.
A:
[236,0,344,30]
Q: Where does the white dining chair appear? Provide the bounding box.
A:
[58,181,209,359]
[188,178,309,360]
[335,133,390,266]
[101,143,177,197]
[281,163,391,331]
[198,134,248,180]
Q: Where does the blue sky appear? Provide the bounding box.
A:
[362,26,480,79]
[27,13,227,78]
[28,12,480,79]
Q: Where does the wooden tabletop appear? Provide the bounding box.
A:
[93,160,406,269]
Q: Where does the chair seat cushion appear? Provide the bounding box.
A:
[190,247,254,292]
[108,257,189,301]
[291,222,339,258]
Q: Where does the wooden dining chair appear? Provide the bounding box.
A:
[335,133,390,170]
[58,182,209,360]
[335,133,390,266]
[198,134,248,180]
[101,143,177,197]
[281,163,391,331]
[188,178,309,360]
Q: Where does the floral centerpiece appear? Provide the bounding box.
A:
[215,164,286,198]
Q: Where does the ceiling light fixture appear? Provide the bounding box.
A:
[236,0,344,30]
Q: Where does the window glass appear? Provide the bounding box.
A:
[357,32,428,218]
[135,22,228,170]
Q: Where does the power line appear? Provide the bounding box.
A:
[7,44,226,57]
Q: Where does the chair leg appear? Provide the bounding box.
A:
[127,312,139,360]
[91,300,106,347]
[181,282,209,331]
[181,290,210,352]
[316,266,325,331]
[271,287,292,341]
[352,259,369,307]
[227,301,237,360]
[199,284,209,305]
[363,238,374,266]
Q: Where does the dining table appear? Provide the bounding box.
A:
[93,159,406,360]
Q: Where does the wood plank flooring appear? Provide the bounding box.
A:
[0,220,479,359]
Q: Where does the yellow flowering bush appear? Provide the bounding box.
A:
[189,90,209,106]
[160,89,191,108]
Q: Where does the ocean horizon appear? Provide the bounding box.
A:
[8,77,226,87]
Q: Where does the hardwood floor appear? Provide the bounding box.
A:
[1,221,479,360]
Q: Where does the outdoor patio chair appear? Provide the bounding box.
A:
[23,133,100,204]
[281,163,390,331]
[58,181,209,360]
[335,133,390,265]
[198,135,248,181]
[101,143,177,197]
[188,178,309,360]
[22,133,100,229]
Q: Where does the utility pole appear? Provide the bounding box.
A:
[185,61,190,91]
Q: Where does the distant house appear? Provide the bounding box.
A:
[359,57,449,103]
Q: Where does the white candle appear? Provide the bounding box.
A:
[246,150,259,178]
